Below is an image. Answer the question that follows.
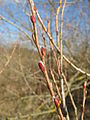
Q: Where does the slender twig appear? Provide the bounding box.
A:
[62,73,78,120]
[29,0,42,59]
[42,33,46,48]
[47,19,64,119]
[47,19,60,77]
[60,0,66,105]
[59,1,70,120]
[50,69,61,98]
[43,66,64,119]
[56,0,62,47]
[55,0,62,79]
[59,1,68,118]
[8,109,56,120]
[35,9,90,77]
[28,0,64,119]
[60,0,66,73]
[18,46,31,91]
[0,15,32,42]
[47,20,64,119]
[81,81,87,120]
[47,19,61,98]
[0,41,18,75]
[47,18,60,96]
[50,42,60,77]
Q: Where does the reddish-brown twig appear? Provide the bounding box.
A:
[42,33,46,48]
[29,0,42,59]
[50,69,61,98]
[34,9,90,77]
[28,0,64,119]
[81,81,87,120]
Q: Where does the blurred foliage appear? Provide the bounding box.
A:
[0,43,89,120]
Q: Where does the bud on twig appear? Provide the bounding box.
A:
[34,5,37,12]
[38,61,45,73]
[30,15,35,24]
[83,81,86,89]
[82,107,84,113]
[53,96,61,108]
[41,47,46,57]
[81,81,87,120]
[54,97,59,107]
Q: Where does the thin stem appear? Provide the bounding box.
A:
[60,0,66,110]
[35,10,90,77]
[0,41,18,75]
[28,0,42,59]
[60,0,66,73]
[62,73,78,120]
[56,0,62,47]
[0,15,32,42]
[50,69,61,98]
[81,81,87,120]
[28,0,64,119]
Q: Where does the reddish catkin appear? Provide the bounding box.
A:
[41,47,46,57]
[54,97,59,107]
[34,5,37,12]
[53,96,61,108]
[30,15,35,23]
[83,81,86,89]
[82,107,84,113]
[38,61,45,73]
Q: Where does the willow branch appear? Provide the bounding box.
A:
[35,9,90,77]
[56,0,62,47]
[28,0,42,59]
[59,0,67,113]
[47,19,60,77]
[50,69,61,98]
[81,81,87,120]
[60,0,66,73]
[28,0,64,119]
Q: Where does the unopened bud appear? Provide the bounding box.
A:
[83,81,87,89]
[30,15,35,23]
[41,47,46,57]
[53,97,60,108]
[34,5,37,12]
[82,107,84,113]
[38,61,45,73]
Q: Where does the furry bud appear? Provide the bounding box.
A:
[38,61,45,73]
[34,5,37,12]
[54,97,60,108]
[41,47,46,57]
[83,81,86,89]
[82,107,84,113]
[30,15,35,23]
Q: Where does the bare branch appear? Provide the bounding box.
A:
[0,41,18,75]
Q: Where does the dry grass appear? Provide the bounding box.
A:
[0,44,90,120]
